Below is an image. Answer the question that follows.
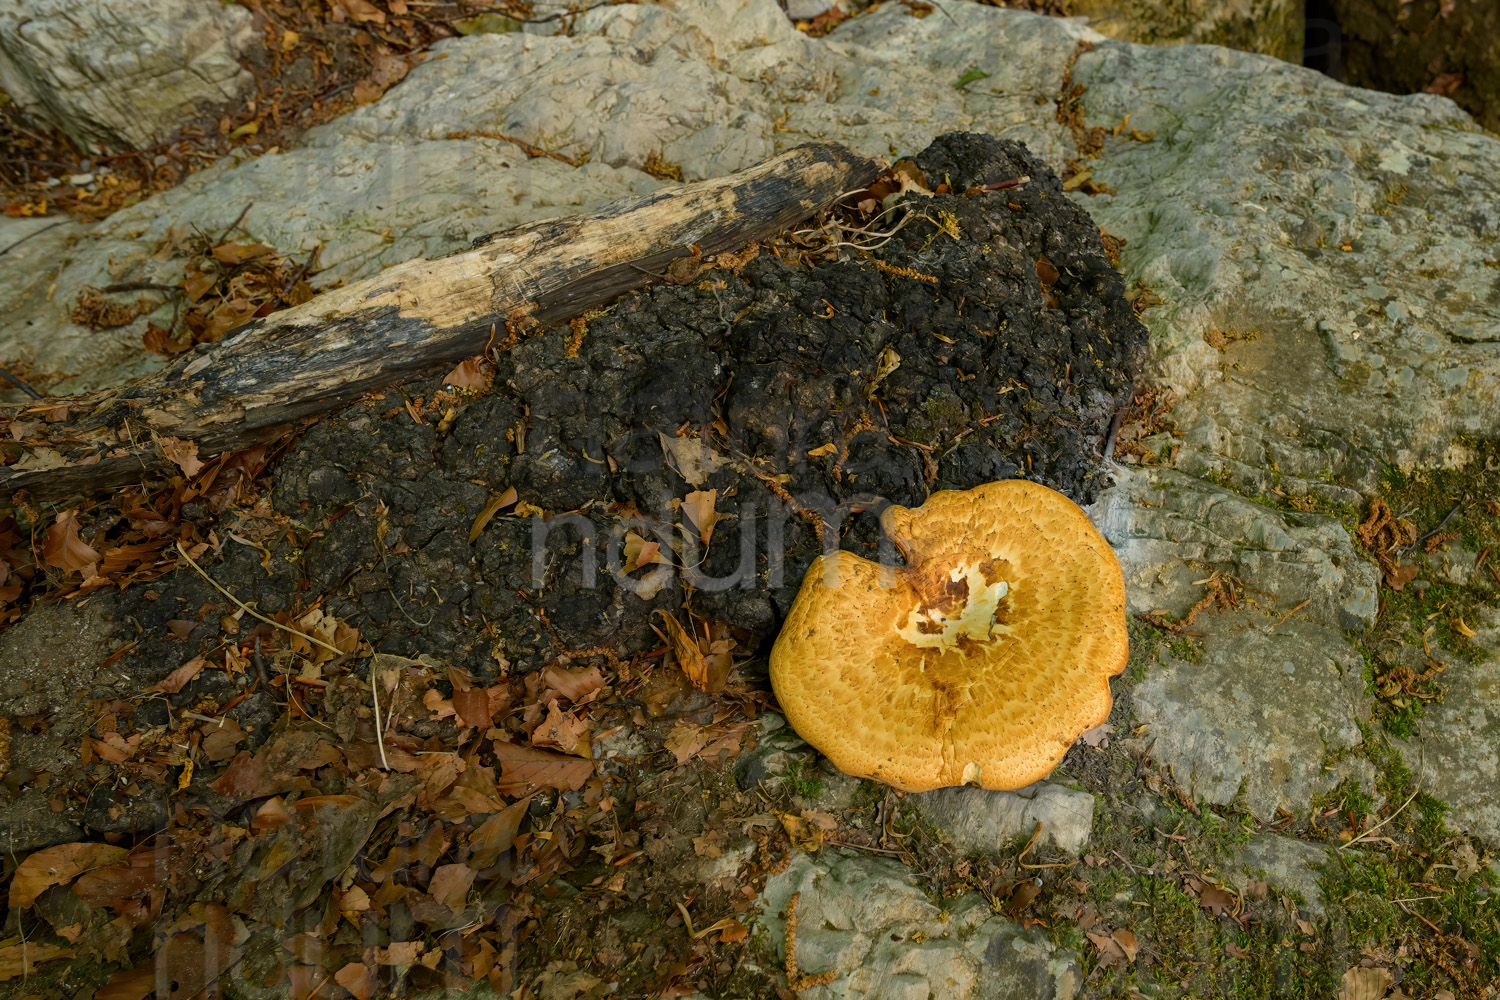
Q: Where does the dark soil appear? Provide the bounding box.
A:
[265,131,1145,678]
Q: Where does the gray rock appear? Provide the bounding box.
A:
[1094,467,1379,631]
[1393,608,1500,843]
[0,0,256,149]
[1073,39,1498,489]
[785,0,835,20]
[1227,833,1333,917]
[1131,613,1375,819]
[913,782,1096,856]
[755,851,1080,999]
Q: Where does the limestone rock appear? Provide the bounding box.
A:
[0,0,256,149]
[913,782,1096,856]
[1095,467,1379,631]
[1227,833,1332,917]
[1393,608,1500,843]
[755,851,1080,999]
[1130,613,1375,818]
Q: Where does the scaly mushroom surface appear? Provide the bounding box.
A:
[770,480,1128,791]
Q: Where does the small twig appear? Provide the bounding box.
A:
[1102,404,1127,463]
[0,219,68,258]
[175,541,342,654]
[465,0,613,25]
[1342,745,1425,851]
[0,367,42,399]
[370,667,390,771]
[1401,496,1465,556]
[215,202,254,245]
[1395,898,1444,934]
[183,711,227,727]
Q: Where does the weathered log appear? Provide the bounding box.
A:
[0,142,881,502]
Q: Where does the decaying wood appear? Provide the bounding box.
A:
[0,142,881,502]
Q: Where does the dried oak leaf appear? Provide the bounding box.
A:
[41,510,99,573]
[0,941,73,982]
[9,842,128,907]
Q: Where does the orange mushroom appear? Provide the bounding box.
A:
[770,480,1128,791]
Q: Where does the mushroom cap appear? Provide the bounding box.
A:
[769,480,1128,792]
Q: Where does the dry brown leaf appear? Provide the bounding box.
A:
[453,687,493,731]
[333,0,386,24]
[775,810,824,851]
[1452,618,1478,637]
[683,489,720,547]
[1079,723,1113,748]
[1198,884,1235,917]
[531,701,590,756]
[468,796,531,870]
[158,435,206,477]
[335,962,377,1000]
[664,721,710,765]
[9,842,129,907]
[468,486,517,543]
[1339,966,1394,1000]
[427,863,476,910]
[210,241,275,265]
[492,740,594,795]
[376,941,422,966]
[443,357,489,390]
[1086,930,1125,967]
[541,663,607,703]
[659,432,728,487]
[41,510,99,572]
[0,941,73,982]
[148,655,206,694]
[806,442,837,458]
[1112,928,1139,961]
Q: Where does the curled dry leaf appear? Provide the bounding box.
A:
[9,842,129,907]
[622,530,666,573]
[0,941,73,982]
[683,489,720,547]
[148,655,206,694]
[158,436,206,477]
[468,486,517,544]
[443,357,490,390]
[654,610,709,691]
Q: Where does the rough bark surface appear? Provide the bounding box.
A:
[0,141,880,502]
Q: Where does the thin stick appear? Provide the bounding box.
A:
[370,668,390,771]
[175,541,342,654]
[1341,745,1425,851]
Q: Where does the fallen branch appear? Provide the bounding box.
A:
[0,141,880,501]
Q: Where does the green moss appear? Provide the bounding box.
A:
[784,758,825,801]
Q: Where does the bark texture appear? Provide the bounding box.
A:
[0,141,880,501]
